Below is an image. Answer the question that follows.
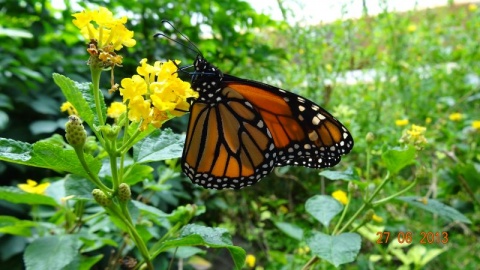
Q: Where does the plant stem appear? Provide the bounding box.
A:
[90,66,105,126]
[337,171,390,235]
[74,147,112,193]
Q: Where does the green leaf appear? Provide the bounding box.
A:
[382,146,416,174]
[305,231,361,267]
[123,164,154,185]
[319,167,359,181]
[274,221,303,241]
[0,111,8,131]
[0,216,37,236]
[397,196,471,224]
[131,200,170,228]
[134,129,185,163]
[24,235,82,270]
[53,73,106,127]
[305,195,343,227]
[0,186,58,206]
[64,175,97,200]
[154,224,246,270]
[0,138,101,179]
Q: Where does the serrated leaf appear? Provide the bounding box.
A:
[0,138,101,179]
[382,146,416,174]
[134,129,185,163]
[305,195,343,227]
[53,73,106,127]
[305,231,361,267]
[274,221,303,241]
[0,186,58,206]
[0,216,38,236]
[153,224,246,270]
[397,196,471,224]
[319,167,359,181]
[24,235,82,270]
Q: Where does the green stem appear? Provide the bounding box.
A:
[332,192,352,235]
[372,177,417,206]
[90,66,105,125]
[109,203,153,270]
[74,147,112,193]
[337,171,391,235]
[118,127,143,154]
[109,139,120,190]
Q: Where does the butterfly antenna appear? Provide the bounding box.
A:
[159,20,203,57]
[153,32,199,57]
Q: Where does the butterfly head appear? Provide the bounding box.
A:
[190,55,224,96]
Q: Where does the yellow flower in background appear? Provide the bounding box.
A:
[18,179,50,195]
[119,59,198,130]
[279,205,289,214]
[372,214,384,223]
[425,117,432,124]
[332,190,348,205]
[400,124,427,150]
[107,102,127,119]
[395,119,409,127]
[468,4,478,12]
[245,254,256,268]
[60,101,78,116]
[472,120,480,130]
[297,246,310,255]
[448,112,463,121]
[407,24,417,33]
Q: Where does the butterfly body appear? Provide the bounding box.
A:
[182,55,353,189]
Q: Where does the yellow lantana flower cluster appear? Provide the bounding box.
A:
[72,7,136,67]
[119,59,198,130]
[400,124,427,150]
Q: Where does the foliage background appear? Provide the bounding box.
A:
[0,0,479,269]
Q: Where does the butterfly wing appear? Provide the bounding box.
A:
[223,74,354,169]
[182,86,277,189]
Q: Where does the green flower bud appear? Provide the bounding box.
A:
[366,132,375,144]
[65,115,87,148]
[92,189,112,206]
[118,183,131,201]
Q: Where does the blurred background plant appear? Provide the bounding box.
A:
[0,0,479,269]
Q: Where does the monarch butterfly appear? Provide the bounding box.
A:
[157,28,354,190]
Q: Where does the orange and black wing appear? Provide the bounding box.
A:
[223,74,354,169]
[182,87,277,189]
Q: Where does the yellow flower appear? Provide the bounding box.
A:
[60,101,78,116]
[325,64,333,72]
[332,190,348,205]
[119,59,198,130]
[400,124,427,150]
[425,117,432,124]
[279,205,289,214]
[107,102,127,118]
[72,7,135,51]
[395,119,409,127]
[407,24,417,33]
[449,113,463,121]
[18,179,50,195]
[245,254,256,268]
[468,4,478,12]
[297,246,310,255]
[72,7,135,69]
[472,120,480,130]
[372,214,383,223]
